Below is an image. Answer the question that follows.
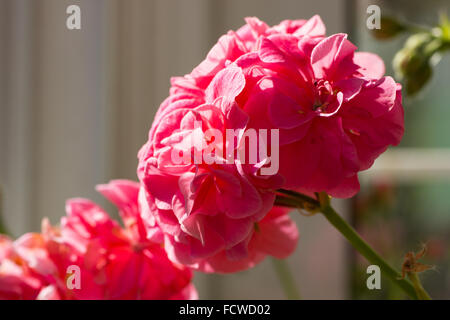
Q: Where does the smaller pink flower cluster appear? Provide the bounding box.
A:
[0,180,197,300]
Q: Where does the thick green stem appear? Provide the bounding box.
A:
[320,202,418,299]
[408,272,431,300]
[271,258,301,300]
[275,190,425,300]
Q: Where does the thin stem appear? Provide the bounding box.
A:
[408,272,431,300]
[271,258,301,300]
[274,195,300,208]
[275,189,320,213]
[277,189,319,205]
[404,23,431,34]
[390,16,432,34]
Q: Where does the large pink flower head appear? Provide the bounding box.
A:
[137,17,324,272]
[138,15,403,272]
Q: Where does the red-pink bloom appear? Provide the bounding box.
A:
[46,180,197,300]
[0,180,197,300]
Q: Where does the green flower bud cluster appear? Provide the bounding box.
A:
[373,14,450,96]
[393,33,440,95]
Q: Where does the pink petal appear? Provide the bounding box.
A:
[326,175,360,198]
[244,17,269,37]
[354,52,385,79]
[348,77,397,118]
[293,14,326,37]
[96,180,140,218]
[217,174,263,219]
[268,89,313,129]
[251,209,299,258]
[311,33,357,79]
[205,66,246,105]
[335,78,364,101]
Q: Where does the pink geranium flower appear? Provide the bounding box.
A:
[46,180,197,300]
[0,180,197,300]
[137,15,403,272]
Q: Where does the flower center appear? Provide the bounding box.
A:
[312,80,340,116]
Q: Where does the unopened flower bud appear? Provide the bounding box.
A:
[393,33,438,95]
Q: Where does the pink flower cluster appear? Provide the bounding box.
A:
[0,180,196,300]
[138,16,403,272]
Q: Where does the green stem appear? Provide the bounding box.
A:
[275,190,423,300]
[271,258,301,300]
[408,272,431,300]
[320,202,418,299]
[404,23,431,34]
